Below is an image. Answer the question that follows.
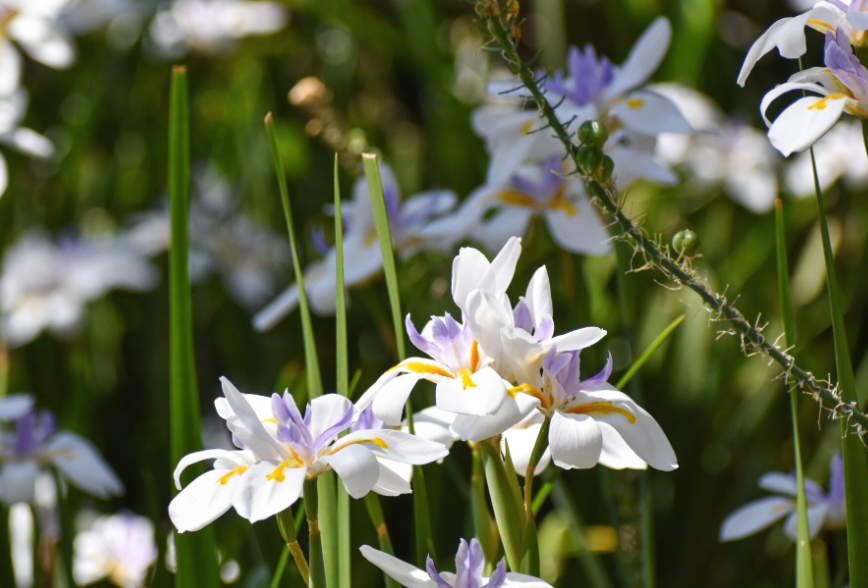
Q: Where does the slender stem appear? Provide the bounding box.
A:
[775,198,814,586]
[471,444,500,566]
[480,437,526,571]
[363,494,401,588]
[523,417,551,520]
[477,7,868,434]
[615,315,685,390]
[305,478,327,588]
[277,507,310,586]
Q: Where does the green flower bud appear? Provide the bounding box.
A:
[576,146,604,176]
[577,120,609,147]
[672,229,700,257]
[599,155,615,182]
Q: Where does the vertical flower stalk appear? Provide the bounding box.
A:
[276,508,310,587]
[775,199,814,586]
[363,494,400,588]
[304,478,326,588]
[168,65,220,588]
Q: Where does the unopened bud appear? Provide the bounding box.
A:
[673,230,700,257]
[576,146,604,176]
[577,120,609,147]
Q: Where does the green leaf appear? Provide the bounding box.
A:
[363,494,401,588]
[264,113,322,399]
[480,438,525,571]
[471,445,500,566]
[808,147,868,586]
[333,155,352,588]
[317,473,338,588]
[362,153,436,565]
[775,198,814,588]
[168,66,220,588]
[615,314,685,390]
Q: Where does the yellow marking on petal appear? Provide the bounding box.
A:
[567,402,636,424]
[808,93,847,111]
[548,185,576,217]
[389,361,454,379]
[262,418,278,426]
[807,18,834,31]
[521,120,533,134]
[266,458,304,483]
[470,339,480,373]
[217,466,248,485]
[626,98,645,109]
[498,189,537,208]
[458,369,477,390]
[325,437,389,455]
[508,384,550,410]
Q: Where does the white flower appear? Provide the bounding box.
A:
[253,163,457,329]
[164,531,242,583]
[0,230,158,348]
[720,454,846,542]
[0,395,124,505]
[169,377,449,532]
[0,0,76,94]
[476,17,690,188]
[654,84,781,213]
[784,119,868,196]
[0,90,54,196]
[73,511,158,588]
[439,154,612,255]
[360,538,553,588]
[149,0,290,57]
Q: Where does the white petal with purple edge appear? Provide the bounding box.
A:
[359,545,436,588]
[720,497,795,541]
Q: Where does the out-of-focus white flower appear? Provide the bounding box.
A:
[253,163,457,330]
[0,0,76,93]
[784,119,868,196]
[73,511,157,588]
[475,17,690,188]
[0,90,54,196]
[164,531,242,583]
[0,230,158,348]
[149,0,289,57]
[0,395,124,505]
[654,84,781,213]
[720,453,846,542]
[436,154,612,254]
[9,502,33,588]
[169,378,449,531]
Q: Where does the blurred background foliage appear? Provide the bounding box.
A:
[2,0,865,586]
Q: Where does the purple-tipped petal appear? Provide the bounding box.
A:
[312,402,355,451]
[513,300,534,333]
[483,559,507,588]
[271,393,292,425]
[573,352,613,393]
[534,316,555,342]
[407,314,439,359]
[426,556,454,588]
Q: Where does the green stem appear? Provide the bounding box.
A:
[614,315,685,390]
[305,478,327,588]
[480,438,526,571]
[477,8,868,433]
[363,494,401,588]
[522,415,551,575]
[471,444,500,566]
[277,507,310,587]
[775,198,814,587]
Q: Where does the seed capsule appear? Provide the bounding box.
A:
[576,146,604,176]
[672,230,700,257]
[577,120,609,147]
[599,155,615,182]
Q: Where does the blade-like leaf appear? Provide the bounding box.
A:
[364,494,401,588]
[168,66,220,588]
[471,446,500,566]
[480,438,525,572]
[334,156,352,588]
[615,315,685,390]
[263,113,322,399]
[808,147,868,586]
[362,153,435,565]
[775,198,814,587]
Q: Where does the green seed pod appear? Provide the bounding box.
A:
[673,229,700,257]
[576,146,604,176]
[577,120,609,147]
[599,155,615,182]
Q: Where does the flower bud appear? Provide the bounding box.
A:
[672,230,700,257]
[576,146,604,176]
[577,120,609,147]
[599,155,615,182]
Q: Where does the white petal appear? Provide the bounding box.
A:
[549,411,603,470]
[571,385,677,471]
[768,95,847,156]
[502,572,555,587]
[3,128,53,158]
[719,497,794,541]
[452,393,540,443]
[849,10,868,30]
[372,373,425,426]
[0,153,8,198]
[547,327,607,352]
[252,285,299,332]
[9,503,33,588]
[0,393,35,420]
[169,469,235,533]
[603,17,671,100]
[759,81,829,127]
[308,394,353,445]
[503,421,551,476]
[608,145,678,186]
[220,377,285,461]
[499,326,546,387]
[474,207,534,254]
[230,460,306,523]
[524,266,552,330]
[544,200,612,256]
[0,41,22,96]
[0,462,38,505]
[8,16,76,69]
[612,90,692,136]
[452,247,492,311]
[173,449,247,490]
[372,460,413,496]
[436,366,507,417]
[46,432,124,498]
[359,545,436,588]
[322,444,380,499]
[332,429,449,465]
[737,14,812,86]
[597,422,647,470]
[783,502,830,540]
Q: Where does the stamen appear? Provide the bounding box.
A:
[266,458,303,483]
[262,418,278,425]
[567,402,636,424]
[507,384,550,409]
[217,466,248,485]
[458,369,477,390]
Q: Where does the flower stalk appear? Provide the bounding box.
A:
[277,507,310,587]
[476,3,868,437]
[304,478,327,588]
[480,437,525,571]
[363,493,401,588]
